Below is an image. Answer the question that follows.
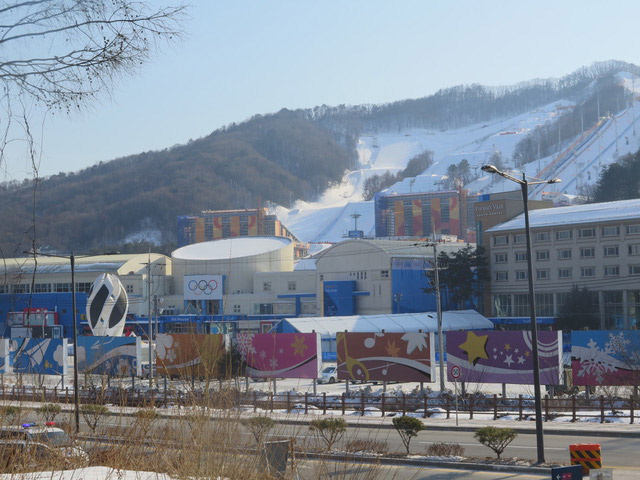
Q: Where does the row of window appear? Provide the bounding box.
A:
[493,225,640,246]
[263,281,298,292]
[495,264,639,281]
[495,245,640,263]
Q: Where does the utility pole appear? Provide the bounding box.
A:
[633,77,637,136]
[431,243,445,392]
[147,253,153,389]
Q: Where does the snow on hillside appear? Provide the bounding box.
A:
[278,74,640,243]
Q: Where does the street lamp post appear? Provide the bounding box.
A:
[422,242,445,392]
[480,165,561,465]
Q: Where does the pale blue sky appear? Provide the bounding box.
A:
[12,0,640,180]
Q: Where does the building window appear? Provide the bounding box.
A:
[604,266,620,277]
[75,283,92,293]
[0,285,6,294]
[534,232,550,242]
[513,234,526,244]
[627,224,640,235]
[255,303,273,314]
[514,252,527,262]
[380,270,389,278]
[629,245,640,256]
[578,228,596,238]
[263,281,271,292]
[602,226,620,237]
[630,265,640,276]
[558,268,572,279]
[11,284,29,294]
[536,293,554,316]
[557,249,572,260]
[495,271,508,282]
[493,294,512,316]
[580,247,595,258]
[33,283,51,293]
[495,253,508,263]
[536,269,550,280]
[513,294,530,317]
[233,304,241,313]
[603,246,619,257]
[287,281,296,291]
[556,230,572,240]
[515,270,528,281]
[54,283,70,293]
[494,235,509,245]
[536,250,550,261]
[126,285,134,294]
[441,202,450,223]
[581,266,596,278]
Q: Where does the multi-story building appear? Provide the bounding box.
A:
[486,198,640,329]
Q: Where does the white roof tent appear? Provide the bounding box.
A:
[281,310,493,338]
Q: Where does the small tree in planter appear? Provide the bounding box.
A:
[474,426,517,460]
[392,416,424,454]
[80,404,109,434]
[37,404,62,423]
[309,418,347,452]
[241,416,275,447]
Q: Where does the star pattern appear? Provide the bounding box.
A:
[458,331,489,366]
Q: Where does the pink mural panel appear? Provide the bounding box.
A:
[234,333,321,379]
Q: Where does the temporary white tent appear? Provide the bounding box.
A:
[283,310,493,338]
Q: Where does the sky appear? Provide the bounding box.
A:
[6,0,640,180]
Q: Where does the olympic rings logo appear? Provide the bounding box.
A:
[187,279,218,296]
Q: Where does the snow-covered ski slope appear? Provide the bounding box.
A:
[278,73,640,243]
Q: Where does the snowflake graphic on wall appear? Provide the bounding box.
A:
[605,331,630,355]
[269,357,278,369]
[234,333,256,358]
[576,338,617,383]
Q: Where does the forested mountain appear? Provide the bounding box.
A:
[2,60,638,254]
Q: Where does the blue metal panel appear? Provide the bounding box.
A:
[323,281,356,316]
[391,258,435,313]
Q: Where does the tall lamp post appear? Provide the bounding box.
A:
[422,242,445,392]
[480,165,560,464]
[25,250,118,434]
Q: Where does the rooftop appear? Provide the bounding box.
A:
[487,198,640,232]
[171,236,291,261]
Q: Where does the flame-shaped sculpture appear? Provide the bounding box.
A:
[86,273,128,336]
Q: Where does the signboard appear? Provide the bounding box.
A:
[11,338,68,375]
[235,333,321,379]
[551,465,583,480]
[183,275,223,301]
[571,330,640,386]
[446,330,562,385]
[77,336,141,376]
[336,332,435,382]
[156,333,225,377]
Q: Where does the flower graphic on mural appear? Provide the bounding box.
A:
[117,358,132,376]
[156,335,175,361]
[269,357,278,369]
[385,340,401,357]
[401,332,429,355]
[291,336,308,357]
[235,332,256,358]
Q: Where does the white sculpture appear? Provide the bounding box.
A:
[86,273,128,336]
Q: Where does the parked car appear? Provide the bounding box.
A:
[318,366,338,384]
[0,423,88,466]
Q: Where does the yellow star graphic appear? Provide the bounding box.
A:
[385,340,401,357]
[291,335,308,357]
[458,331,489,366]
[504,344,511,351]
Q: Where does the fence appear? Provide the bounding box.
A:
[0,383,637,424]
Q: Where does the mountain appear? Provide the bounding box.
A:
[3,60,640,253]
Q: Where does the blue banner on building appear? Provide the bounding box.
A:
[11,338,67,375]
[0,339,9,374]
[77,336,141,377]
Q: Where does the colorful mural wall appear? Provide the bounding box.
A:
[446,330,562,385]
[337,332,434,382]
[156,333,225,377]
[571,330,640,386]
[0,339,9,374]
[77,337,141,377]
[11,338,67,375]
[235,332,321,379]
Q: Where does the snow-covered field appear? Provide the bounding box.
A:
[277,73,640,243]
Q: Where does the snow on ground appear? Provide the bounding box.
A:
[0,467,177,480]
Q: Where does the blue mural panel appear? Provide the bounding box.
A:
[77,336,141,377]
[11,338,67,375]
[0,339,9,373]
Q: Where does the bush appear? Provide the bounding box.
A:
[309,418,347,451]
[241,416,275,446]
[0,406,21,423]
[80,404,109,433]
[426,442,465,457]
[345,439,388,455]
[37,404,62,423]
[392,416,424,454]
[474,426,517,459]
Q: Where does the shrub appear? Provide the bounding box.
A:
[392,416,424,455]
[345,439,388,455]
[37,404,62,423]
[426,442,465,457]
[474,426,517,459]
[309,418,347,451]
[80,404,109,433]
[0,406,21,423]
[241,416,275,446]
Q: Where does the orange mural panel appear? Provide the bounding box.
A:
[248,215,257,235]
[156,334,225,378]
[195,218,205,243]
[230,216,240,237]
[213,217,223,239]
[412,199,423,236]
[430,198,441,234]
[394,200,405,236]
[449,197,460,236]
